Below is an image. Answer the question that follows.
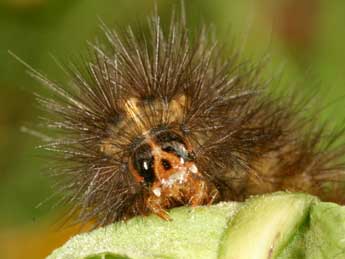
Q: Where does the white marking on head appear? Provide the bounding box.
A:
[153,187,161,197]
[180,157,185,164]
[190,164,198,174]
[143,161,149,170]
[162,171,187,187]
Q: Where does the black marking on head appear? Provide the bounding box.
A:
[161,141,191,160]
[133,144,155,184]
[161,159,172,170]
[154,131,194,161]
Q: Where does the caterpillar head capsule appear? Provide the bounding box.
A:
[100,95,218,220]
[129,129,217,220]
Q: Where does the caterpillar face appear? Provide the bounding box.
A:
[128,129,216,219]
[32,9,345,226]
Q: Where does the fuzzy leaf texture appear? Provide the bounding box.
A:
[47,192,345,259]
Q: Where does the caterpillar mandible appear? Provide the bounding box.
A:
[28,7,345,227]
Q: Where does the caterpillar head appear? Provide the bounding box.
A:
[98,94,218,219]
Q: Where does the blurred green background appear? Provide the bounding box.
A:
[0,0,345,258]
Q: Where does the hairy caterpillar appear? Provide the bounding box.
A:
[25,7,345,227]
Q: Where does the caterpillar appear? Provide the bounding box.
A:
[27,7,345,227]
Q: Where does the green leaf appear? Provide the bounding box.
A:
[47,192,345,259]
[305,202,345,258]
[47,202,241,259]
[218,193,316,259]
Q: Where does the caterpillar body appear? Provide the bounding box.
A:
[30,9,345,227]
